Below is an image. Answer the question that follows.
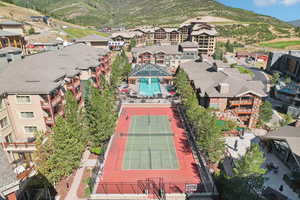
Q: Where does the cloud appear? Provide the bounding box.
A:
[281,0,300,5]
[253,0,277,6]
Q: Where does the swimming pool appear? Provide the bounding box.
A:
[139,78,162,96]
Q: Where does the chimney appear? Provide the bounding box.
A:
[219,83,230,94]
[212,62,218,71]
[295,118,300,127]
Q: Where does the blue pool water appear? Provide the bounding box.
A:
[139,78,162,96]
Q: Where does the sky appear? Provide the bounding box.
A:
[216,0,300,21]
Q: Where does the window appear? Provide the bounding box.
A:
[16,95,31,104]
[5,133,13,143]
[24,126,37,133]
[20,112,34,119]
[0,117,8,129]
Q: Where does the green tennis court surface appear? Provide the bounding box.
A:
[123,115,179,170]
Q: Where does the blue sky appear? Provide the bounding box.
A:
[216,0,300,21]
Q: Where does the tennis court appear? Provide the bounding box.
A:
[123,115,179,170]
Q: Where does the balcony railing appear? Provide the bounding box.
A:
[40,100,51,110]
[230,100,253,106]
[44,116,54,125]
[2,142,36,151]
[17,166,36,180]
[51,95,62,107]
[233,109,253,114]
[76,91,82,101]
[73,80,80,88]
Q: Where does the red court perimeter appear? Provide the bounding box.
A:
[96,107,201,194]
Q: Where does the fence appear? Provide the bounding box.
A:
[96,181,205,195]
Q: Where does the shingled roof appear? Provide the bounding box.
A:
[181,61,266,98]
[0,43,109,95]
[0,148,19,195]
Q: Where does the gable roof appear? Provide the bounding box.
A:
[132,45,181,55]
[180,41,198,48]
[129,63,171,77]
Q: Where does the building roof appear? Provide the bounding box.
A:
[181,61,267,98]
[77,34,109,42]
[0,30,20,37]
[0,20,23,26]
[111,31,135,39]
[180,41,198,48]
[132,45,181,55]
[264,125,300,157]
[129,63,171,77]
[191,29,217,36]
[0,148,18,193]
[0,43,109,95]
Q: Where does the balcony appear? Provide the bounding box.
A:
[230,100,253,106]
[44,116,54,125]
[76,91,82,101]
[51,95,62,107]
[2,142,36,152]
[73,80,81,88]
[233,109,253,114]
[40,100,51,110]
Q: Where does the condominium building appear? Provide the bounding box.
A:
[111,22,217,56]
[181,61,267,128]
[0,44,111,166]
[266,50,300,81]
[0,21,25,36]
[76,34,110,49]
[131,42,199,72]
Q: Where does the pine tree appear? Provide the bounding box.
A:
[259,101,273,124]
[34,91,86,184]
[220,144,266,200]
[196,112,225,163]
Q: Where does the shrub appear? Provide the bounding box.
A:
[90,147,104,155]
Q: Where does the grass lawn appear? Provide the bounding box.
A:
[231,64,254,77]
[260,40,300,49]
[63,28,110,38]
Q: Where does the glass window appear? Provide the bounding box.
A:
[20,112,34,118]
[0,117,8,129]
[16,96,31,104]
[24,126,37,133]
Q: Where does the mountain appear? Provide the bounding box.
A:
[288,20,300,27]
[4,0,290,28]
[1,0,296,44]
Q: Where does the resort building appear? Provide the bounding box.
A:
[0,30,26,50]
[131,42,199,72]
[262,120,300,171]
[76,34,110,49]
[181,61,267,128]
[266,50,300,81]
[111,22,217,56]
[189,22,217,56]
[0,21,25,36]
[26,40,64,53]
[0,44,111,167]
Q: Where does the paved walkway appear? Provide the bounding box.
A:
[63,150,97,200]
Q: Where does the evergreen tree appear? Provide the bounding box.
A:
[86,77,117,147]
[271,72,280,85]
[259,101,273,124]
[34,91,86,184]
[196,112,225,163]
[219,144,266,200]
